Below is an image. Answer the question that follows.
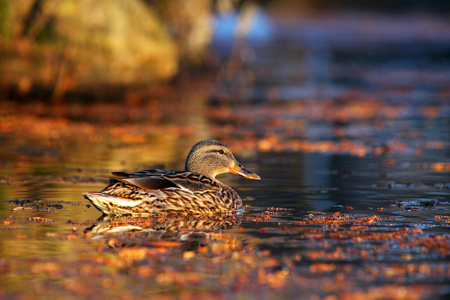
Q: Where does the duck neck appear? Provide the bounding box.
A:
[185,155,218,180]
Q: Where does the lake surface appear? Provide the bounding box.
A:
[1,12,450,299]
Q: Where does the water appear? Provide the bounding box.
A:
[1,12,450,299]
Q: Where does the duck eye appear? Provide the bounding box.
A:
[218,149,224,154]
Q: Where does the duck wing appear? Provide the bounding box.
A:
[118,176,180,190]
[109,170,220,193]
[110,169,178,191]
[112,169,166,178]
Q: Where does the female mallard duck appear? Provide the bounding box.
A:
[84,140,260,216]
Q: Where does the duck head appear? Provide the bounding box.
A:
[185,140,261,181]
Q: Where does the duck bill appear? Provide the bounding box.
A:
[229,161,261,181]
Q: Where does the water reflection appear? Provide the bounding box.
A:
[85,215,242,250]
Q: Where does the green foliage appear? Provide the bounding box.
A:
[0,0,10,39]
[0,0,214,94]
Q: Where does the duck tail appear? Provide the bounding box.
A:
[84,192,143,215]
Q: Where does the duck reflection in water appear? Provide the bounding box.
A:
[84,214,242,252]
[84,140,260,216]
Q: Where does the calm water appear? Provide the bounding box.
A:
[1,12,450,299]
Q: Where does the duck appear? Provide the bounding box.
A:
[84,140,260,216]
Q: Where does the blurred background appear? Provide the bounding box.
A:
[0,0,449,173]
[1,0,449,101]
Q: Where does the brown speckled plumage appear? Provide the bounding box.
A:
[84,140,260,216]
